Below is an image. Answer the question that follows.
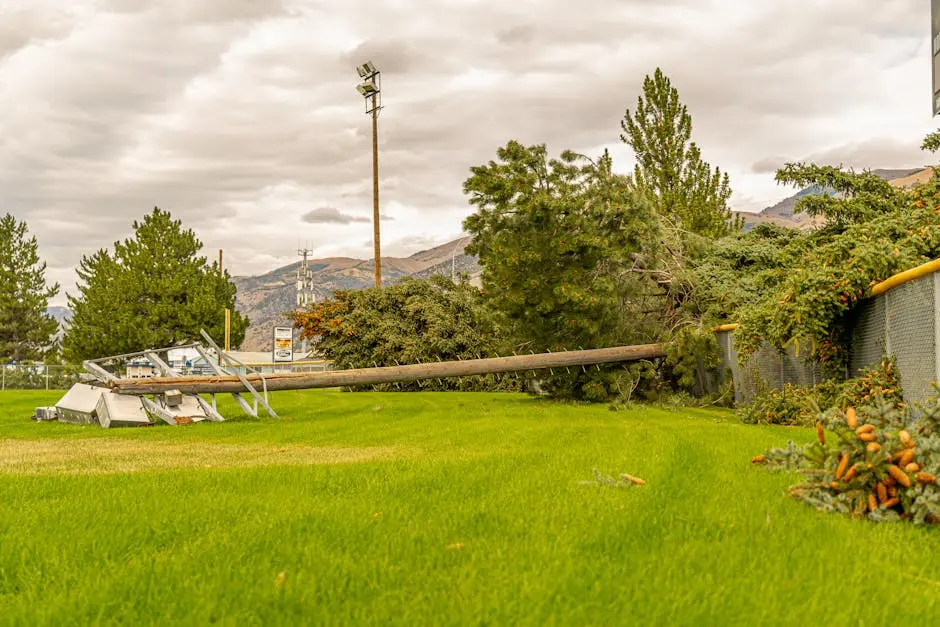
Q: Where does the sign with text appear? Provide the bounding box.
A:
[272,326,293,363]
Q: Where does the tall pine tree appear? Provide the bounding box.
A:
[0,214,60,362]
[463,141,661,401]
[620,68,739,238]
[63,208,248,360]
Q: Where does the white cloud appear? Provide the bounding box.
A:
[1,0,937,305]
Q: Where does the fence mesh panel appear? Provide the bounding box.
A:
[846,272,939,410]
[1,365,83,390]
[781,343,822,387]
[716,330,738,401]
[848,295,887,376]
[716,335,829,405]
[741,342,783,402]
[716,268,940,411]
[719,266,940,408]
[885,274,937,410]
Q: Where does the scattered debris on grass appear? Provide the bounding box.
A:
[752,395,940,524]
[751,441,806,472]
[621,473,646,485]
[580,468,646,488]
[739,358,903,427]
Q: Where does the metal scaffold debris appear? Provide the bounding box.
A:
[37,330,665,428]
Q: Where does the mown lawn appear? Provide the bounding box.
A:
[1,389,938,626]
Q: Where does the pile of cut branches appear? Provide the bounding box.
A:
[753,397,940,524]
[739,357,902,427]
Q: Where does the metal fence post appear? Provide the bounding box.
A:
[45,366,50,391]
[884,291,892,358]
[934,273,940,386]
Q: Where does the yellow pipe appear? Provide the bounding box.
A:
[713,323,740,333]
[871,258,940,296]
[224,308,231,352]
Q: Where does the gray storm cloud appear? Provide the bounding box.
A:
[302,207,369,224]
[0,0,936,303]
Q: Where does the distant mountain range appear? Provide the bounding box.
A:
[735,167,934,231]
[47,306,72,326]
[49,166,936,353]
[46,306,72,341]
[232,236,480,351]
[43,239,482,353]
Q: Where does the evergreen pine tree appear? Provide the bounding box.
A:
[0,214,60,362]
[620,68,740,238]
[63,208,248,360]
[462,141,661,401]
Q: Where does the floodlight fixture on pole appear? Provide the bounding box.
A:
[356,83,378,97]
[355,60,383,287]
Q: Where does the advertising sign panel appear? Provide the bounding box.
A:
[273,327,293,363]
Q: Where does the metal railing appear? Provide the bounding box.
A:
[227,360,332,375]
[1,365,84,390]
[0,361,332,391]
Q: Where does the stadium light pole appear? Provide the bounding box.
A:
[356,61,383,288]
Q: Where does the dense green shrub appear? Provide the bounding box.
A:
[290,275,520,392]
[839,357,904,411]
[737,383,832,427]
[1,364,83,390]
[737,358,901,426]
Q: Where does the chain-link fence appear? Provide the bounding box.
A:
[1,365,84,390]
[715,332,827,404]
[716,262,940,409]
[848,270,939,411]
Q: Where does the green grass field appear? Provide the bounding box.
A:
[1,389,939,626]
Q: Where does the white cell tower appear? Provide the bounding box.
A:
[297,246,316,307]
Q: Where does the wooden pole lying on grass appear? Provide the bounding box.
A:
[110,344,666,395]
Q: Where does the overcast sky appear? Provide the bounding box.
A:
[2,0,937,305]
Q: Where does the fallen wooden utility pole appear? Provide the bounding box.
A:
[111,344,666,395]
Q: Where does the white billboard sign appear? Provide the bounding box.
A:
[272,326,293,363]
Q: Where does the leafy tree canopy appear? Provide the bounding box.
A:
[0,214,60,362]
[675,223,801,326]
[683,142,940,372]
[289,274,518,392]
[774,163,906,226]
[63,208,247,360]
[462,141,663,401]
[922,129,940,153]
